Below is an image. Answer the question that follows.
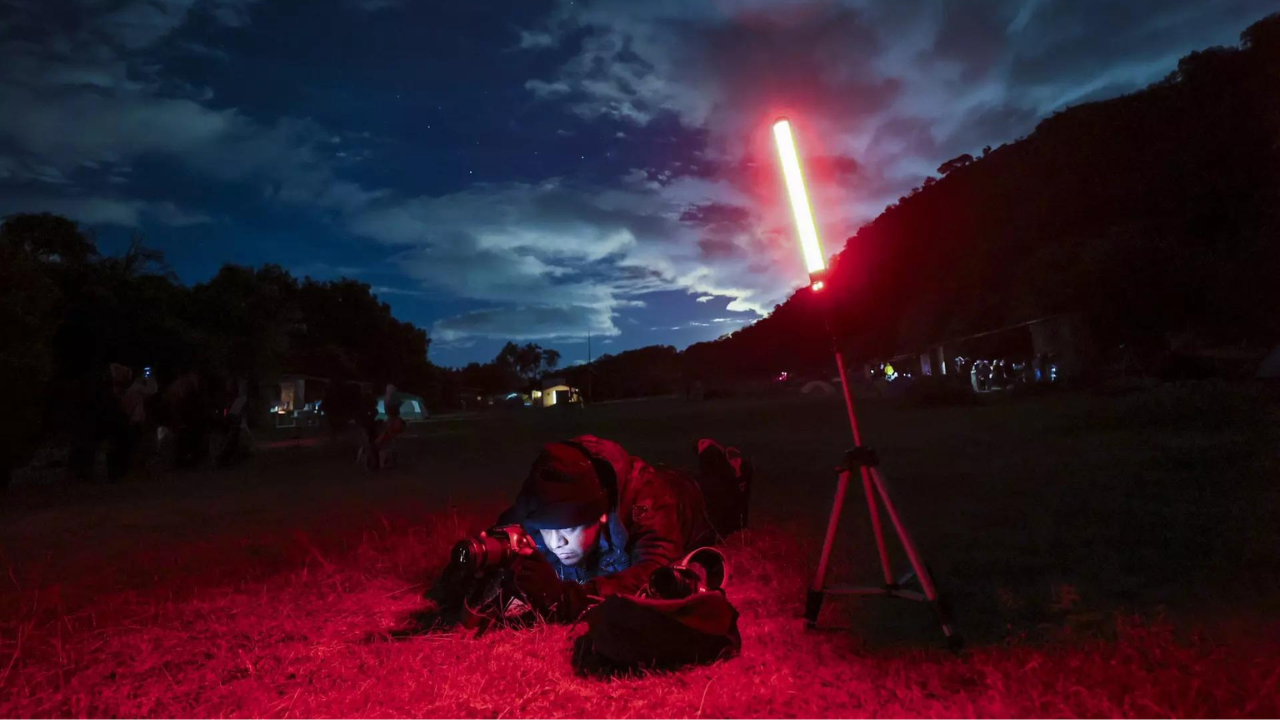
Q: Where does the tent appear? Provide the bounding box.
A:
[801,380,836,396]
[377,393,428,421]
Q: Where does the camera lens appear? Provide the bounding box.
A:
[649,567,698,599]
[478,534,511,571]
[452,539,477,570]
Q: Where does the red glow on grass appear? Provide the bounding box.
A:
[3,507,1277,718]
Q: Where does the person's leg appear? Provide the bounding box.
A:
[175,424,197,469]
[193,420,210,465]
[217,415,242,466]
[238,420,255,456]
[362,419,384,470]
[377,431,399,468]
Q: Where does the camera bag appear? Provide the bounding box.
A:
[572,590,741,672]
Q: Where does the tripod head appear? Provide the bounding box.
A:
[807,267,830,294]
[842,446,879,472]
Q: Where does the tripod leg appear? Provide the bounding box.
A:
[868,468,937,600]
[807,469,851,626]
[861,466,895,587]
[870,468,962,647]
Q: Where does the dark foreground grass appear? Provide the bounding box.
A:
[1,384,1278,717]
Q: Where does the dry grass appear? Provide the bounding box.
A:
[2,387,1278,717]
[1,510,1277,718]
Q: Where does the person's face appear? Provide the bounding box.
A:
[539,515,605,566]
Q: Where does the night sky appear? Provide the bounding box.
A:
[1,0,1271,366]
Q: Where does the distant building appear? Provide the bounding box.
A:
[539,377,581,407]
[887,313,1097,384]
[270,374,332,428]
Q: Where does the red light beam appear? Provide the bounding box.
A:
[772,117,826,277]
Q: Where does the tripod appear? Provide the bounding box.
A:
[805,276,961,650]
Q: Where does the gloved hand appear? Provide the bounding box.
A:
[511,552,589,621]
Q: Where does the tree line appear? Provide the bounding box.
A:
[0,213,435,485]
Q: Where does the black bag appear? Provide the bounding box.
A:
[572,591,742,673]
[695,438,753,537]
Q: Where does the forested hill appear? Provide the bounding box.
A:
[685,13,1280,378]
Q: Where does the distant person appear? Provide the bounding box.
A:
[103,363,134,482]
[166,370,208,469]
[120,368,158,474]
[67,363,133,483]
[358,385,406,470]
[1039,353,1053,383]
[215,378,249,467]
[972,360,993,392]
[122,369,158,426]
[373,399,406,466]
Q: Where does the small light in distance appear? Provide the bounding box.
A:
[811,280,825,292]
[773,118,826,275]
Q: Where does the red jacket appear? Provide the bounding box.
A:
[501,435,713,598]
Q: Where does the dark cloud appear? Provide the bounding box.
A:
[930,1,1011,82]
[0,0,308,204]
[679,203,751,226]
[349,0,402,11]
[517,29,557,50]
[0,194,210,227]
[176,40,230,61]
[697,237,741,260]
[350,177,802,338]
[432,304,618,343]
[92,0,261,49]
[525,0,1274,231]
[145,200,213,226]
[939,102,1038,156]
[988,0,1276,115]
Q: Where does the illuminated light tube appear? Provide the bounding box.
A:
[772,118,826,275]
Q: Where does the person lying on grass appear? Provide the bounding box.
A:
[496,435,749,622]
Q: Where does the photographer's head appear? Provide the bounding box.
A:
[538,516,606,566]
[515,442,611,565]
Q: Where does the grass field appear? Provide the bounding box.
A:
[1,384,1278,717]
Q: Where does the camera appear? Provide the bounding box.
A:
[450,524,537,577]
[646,547,729,600]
